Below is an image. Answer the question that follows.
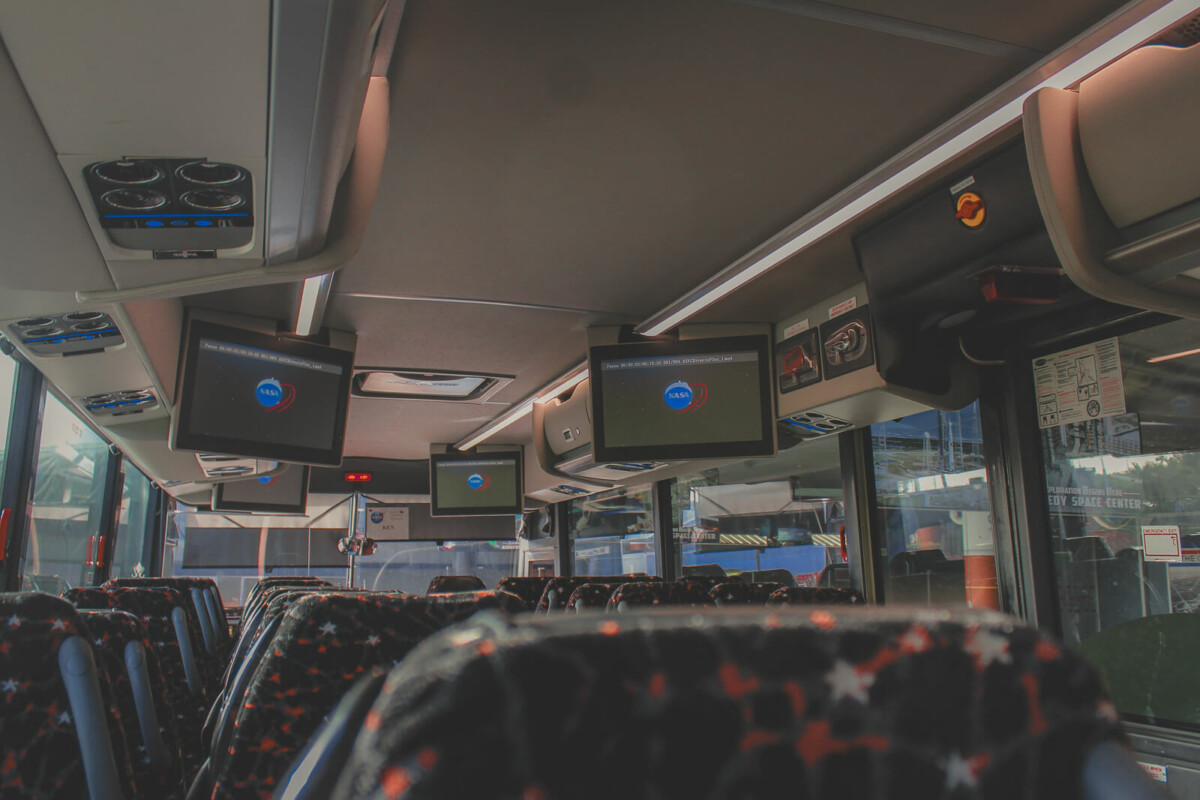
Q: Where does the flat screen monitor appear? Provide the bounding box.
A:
[211,466,310,515]
[429,450,523,517]
[588,334,776,462]
[171,318,355,465]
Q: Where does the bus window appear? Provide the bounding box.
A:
[569,486,657,576]
[360,540,521,594]
[670,435,845,586]
[110,462,154,579]
[20,393,114,591]
[1038,319,1200,730]
[871,402,997,609]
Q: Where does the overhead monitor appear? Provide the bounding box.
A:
[429,450,524,517]
[171,318,355,466]
[588,333,776,462]
[211,466,310,515]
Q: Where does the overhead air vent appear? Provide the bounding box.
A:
[82,388,159,418]
[550,484,589,497]
[7,311,123,356]
[82,158,254,253]
[352,369,513,403]
[780,411,852,443]
[195,453,266,479]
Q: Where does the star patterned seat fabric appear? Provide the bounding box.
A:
[494,577,552,610]
[0,592,138,799]
[79,608,189,799]
[767,587,866,606]
[328,607,1129,800]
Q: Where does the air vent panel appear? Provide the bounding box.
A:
[8,311,123,356]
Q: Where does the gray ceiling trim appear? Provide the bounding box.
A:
[733,0,1044,61]
[334,291,608,315]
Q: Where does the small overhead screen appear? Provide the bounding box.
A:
[430,450,523,517]
[589,333,776,462]
[171,318,355,465]
[212,466,310,515]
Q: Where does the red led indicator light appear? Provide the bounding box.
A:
[344,472,373,483]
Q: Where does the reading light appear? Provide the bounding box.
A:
[636,0,1200,336]
[1148,347,1200,364]
[454,361,590,450]
[344,472,373,483]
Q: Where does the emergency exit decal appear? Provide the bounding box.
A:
[1032,338,1127,429]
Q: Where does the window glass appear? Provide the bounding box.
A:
[0,353,16,480]
[871,401,996,608]
[356,540,521,594]
[111,463,155,579]
[569,485,657,577]
[165,499,353,606]
[670,435,844,585]
[1037,320,1200,729]
[21,394,113,591]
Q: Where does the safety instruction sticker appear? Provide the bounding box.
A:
[1138,762,1168,783]
[1142,525,1182,563]
[1033,338,1126,428]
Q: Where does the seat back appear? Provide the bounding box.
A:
[766,586,866,605]
[67,585,211,772]
[210,593,447,800]
[0,593,135,800]
[110,577,226,656]
[328,608,1139,800]
[79,608,188,799]
[607,581,715,611]
[710,581,783,606]
[494,576,552,610]
[426,574,487,594]
[537,575,661,612]
[564,583,619,611]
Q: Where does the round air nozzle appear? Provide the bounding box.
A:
[180,190,244,211]
[84,393,118,404]
[209,466,251,474]
[102,189,167,211]
[63,311,106,322]
[177,162,243,185]
[23,326,62,338]
[93,160,162,185]
[70,319,111,332]
[117,390,151,400]
[14,317,54,328]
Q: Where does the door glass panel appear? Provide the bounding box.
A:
[670,435,846,586]
[569,485,657,576]
[111,463,154,579]
[871,401,997,608]
[1037,320,1200,730]
[22,394,113,591]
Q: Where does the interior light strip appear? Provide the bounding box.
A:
[1147,347,1200,363]
[637,0,1200,336]
[294,272,334,337]
[455,362,590,450]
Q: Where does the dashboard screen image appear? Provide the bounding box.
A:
[431,453,522,516]
[213,466,309,514]
[172,319,355,466]
[590,335,775,461]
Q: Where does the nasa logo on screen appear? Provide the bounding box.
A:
[257,475,275,485]
[663,380,707,413]
[255,378,296,411]
[370,511,384,524]
[467,473,491,491]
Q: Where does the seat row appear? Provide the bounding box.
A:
[275,605,1160,800]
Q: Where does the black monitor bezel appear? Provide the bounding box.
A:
[211,466,311,515]
[172,318,355,466]
[588,333,777,463]
[429,449,524,517]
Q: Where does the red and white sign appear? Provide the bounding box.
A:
[1142,525,1182,563]
[1138,762,1168,783]
[827,297,857,319]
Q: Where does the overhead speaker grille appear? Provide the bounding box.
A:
[1157,14,1200,47]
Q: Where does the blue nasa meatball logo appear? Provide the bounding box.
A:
[467,473,491,491]
[255,378,296,411]
[370,511,385,524]
[663,380,708,413]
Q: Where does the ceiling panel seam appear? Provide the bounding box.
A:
[733,0,1044,61]
[335,290,612,315]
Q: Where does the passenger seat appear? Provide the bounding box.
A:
[766,586,865,605]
